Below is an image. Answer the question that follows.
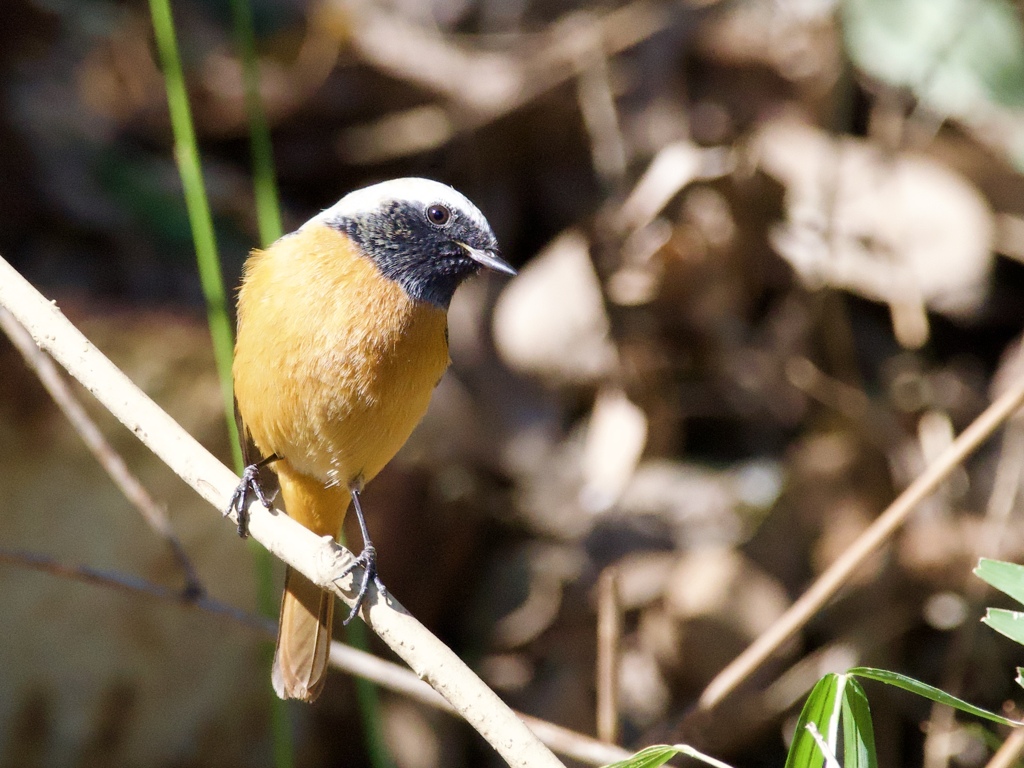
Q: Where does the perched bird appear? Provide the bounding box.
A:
[230,178,514,702]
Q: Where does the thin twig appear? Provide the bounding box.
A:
[0,545,631,766]
[597,566,622,744]
[0,306,204,597]
[571,13,628,192]
[922,419,1024,768]
[984,726,1024,768]
[699,371,1024,709]
[0,548,263,632]
[784,356,907,454]
[0,256,565,768]
[615,141,733,234]
[977,421,1024,557]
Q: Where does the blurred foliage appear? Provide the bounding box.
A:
[844,0,1024,108]
[844,0,1024,166]
[3,0,1024,767]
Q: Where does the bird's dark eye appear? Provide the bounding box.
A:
[426,204,451,226]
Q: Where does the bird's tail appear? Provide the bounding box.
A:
[272,566,334,701]
[271,470,350,702]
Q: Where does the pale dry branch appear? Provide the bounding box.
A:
[0,544,631,766]
[0,256,564,768]
[699,367,1024,709]
[329,642,632,765]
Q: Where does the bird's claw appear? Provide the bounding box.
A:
[336,545,386,625]
[227,463,273,538]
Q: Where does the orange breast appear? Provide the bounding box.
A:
[233,223,451,487]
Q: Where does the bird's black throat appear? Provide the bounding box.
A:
[329,200,497,309]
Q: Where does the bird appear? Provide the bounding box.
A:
[229,178,515,702]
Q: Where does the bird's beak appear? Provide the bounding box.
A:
[458,243,517,276]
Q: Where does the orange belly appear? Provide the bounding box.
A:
[233,223,451,491]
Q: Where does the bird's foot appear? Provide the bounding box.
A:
[336,544,386,625]
[227,463,274,538]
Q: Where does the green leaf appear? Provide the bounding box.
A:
[785,673,879,768]
[603,745,676,768]
[976,559,1024,606]
[786,674,843,768]
[841,678,878,768]
[850,667,1023,726]
[602,744,735,768]
[842,0,1024,112]
[983,608,1024,645]
[842,0,1024,170]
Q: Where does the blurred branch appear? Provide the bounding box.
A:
[785,355,916,483]
[0,256,565,768]
[984,726,1024,768]
[596,566,622,744]
[335,0,671,161]
[572,13,628,192]
[0,306,204,597]
[0,548,264,632]
[0,545,631,767]
[923,418,1024,768]
[699,368,1024,710]
[979,421,1024,554]
[615,141,733,233]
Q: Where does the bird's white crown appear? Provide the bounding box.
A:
[307,177,491,234]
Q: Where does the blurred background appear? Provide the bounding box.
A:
[3,0,1024,766]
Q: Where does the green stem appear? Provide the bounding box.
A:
[229,0,283,246]
[147,0,241,469]
[223,1,292,764]
[147,1,290,765]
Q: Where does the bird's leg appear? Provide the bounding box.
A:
[227,453,280,538]
[337,484,386,625]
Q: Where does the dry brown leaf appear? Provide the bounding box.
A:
[757,118,994,326]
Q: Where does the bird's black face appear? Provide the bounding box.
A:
[333,198,508,308]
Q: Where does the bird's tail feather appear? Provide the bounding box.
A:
[271,469,350,702]
[272,566,334,701]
